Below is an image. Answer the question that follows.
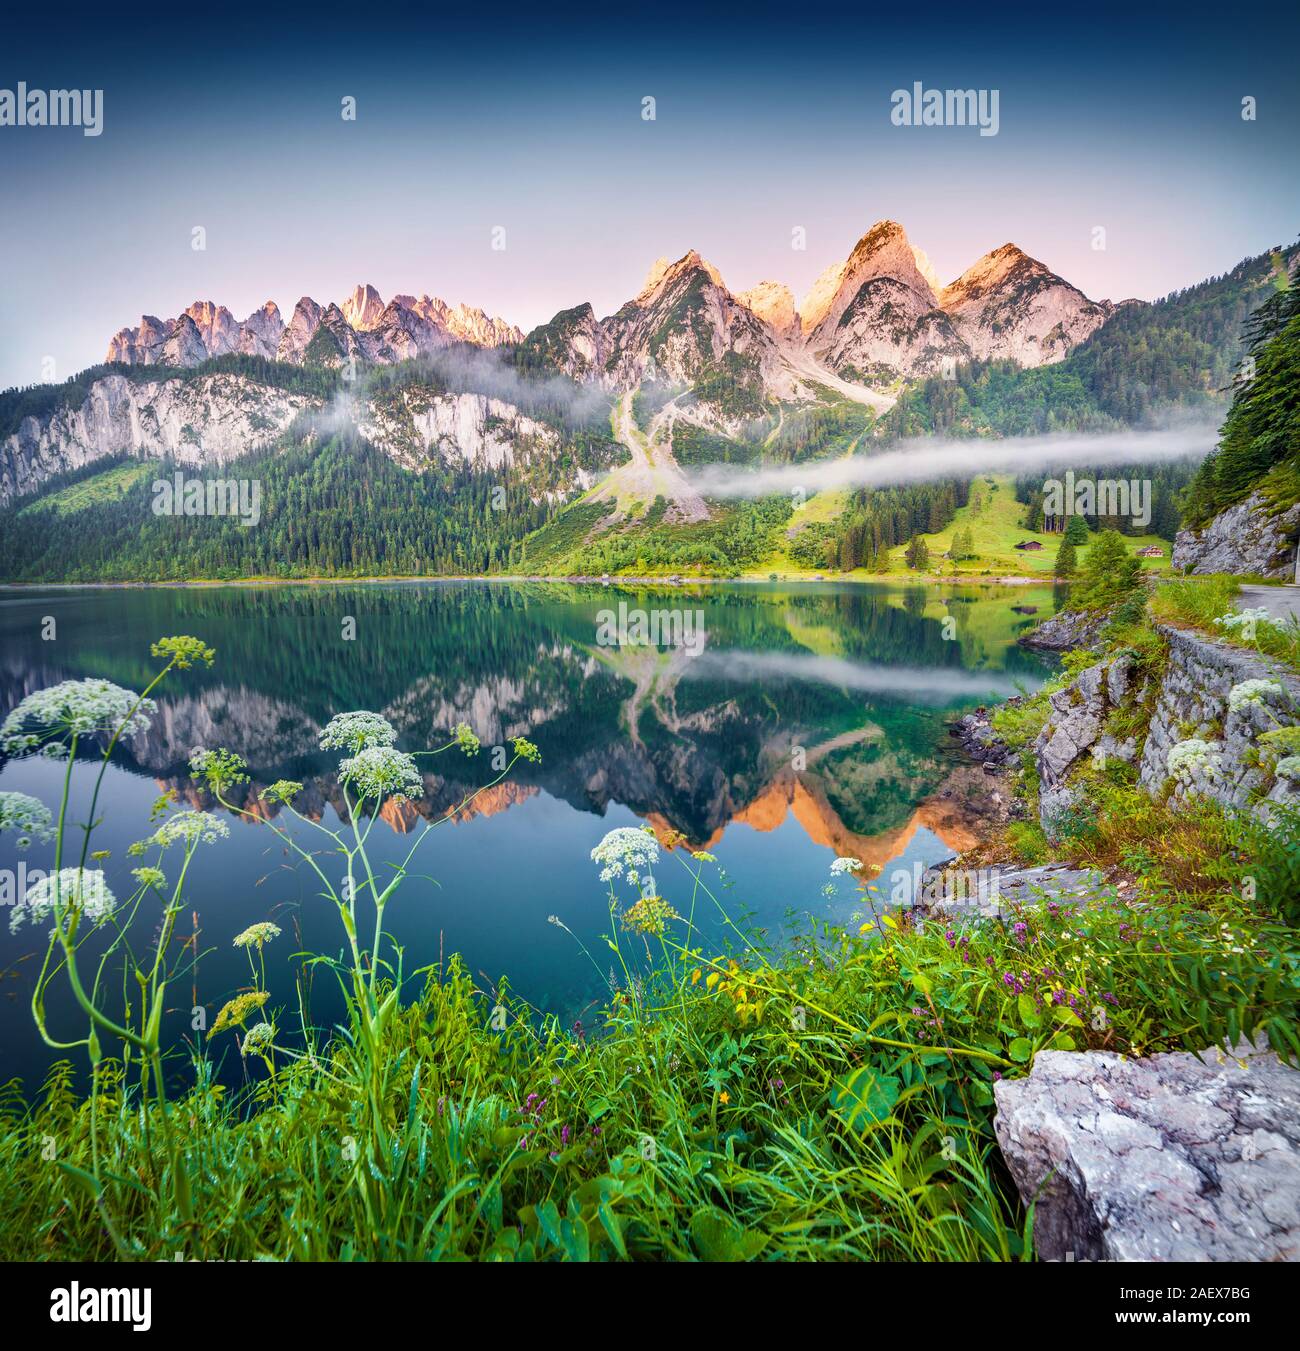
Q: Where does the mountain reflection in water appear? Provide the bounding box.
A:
[0,581,1055,1090]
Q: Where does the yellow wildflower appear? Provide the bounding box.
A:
[209,990,269,1039]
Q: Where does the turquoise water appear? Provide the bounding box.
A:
[0,581,1053,1091]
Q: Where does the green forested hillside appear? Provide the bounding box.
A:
[0,436,572,580]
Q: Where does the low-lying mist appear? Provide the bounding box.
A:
[684,415,1221,499]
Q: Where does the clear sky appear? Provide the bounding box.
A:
[2,0,1297,389]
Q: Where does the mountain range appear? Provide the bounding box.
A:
[3,220,1292,581]
[99,221,1126,406]
[106,287,523,369]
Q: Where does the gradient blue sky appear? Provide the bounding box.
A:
[2,0,1297,389]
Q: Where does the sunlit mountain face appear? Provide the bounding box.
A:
[0,580,1055,1090]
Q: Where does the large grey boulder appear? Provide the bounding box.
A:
[994,1041,1300,1261]
[1172,493,1300,580]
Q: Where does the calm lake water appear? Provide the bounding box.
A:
[0,581,1055,1092]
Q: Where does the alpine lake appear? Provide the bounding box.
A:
[0,580,1057,1092]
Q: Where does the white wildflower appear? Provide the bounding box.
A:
[0,792,55,848]
[590,826,659,885]
[233,921,281,948]
[141,811,229,851]
[320,711,398,754]
[1,679,155,756]
[12,868,116,934]
[1167,738,1223,787]
[1227,679,1283,714]
[829,856,863,876]
[1213,608,1270,632]
[338,745,422,800]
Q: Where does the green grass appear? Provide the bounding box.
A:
[882,476,1172,578]
[3,872,1295,1261]
[1151,575,1300,674]
[17,460,156,518]
[748,474,1173,581]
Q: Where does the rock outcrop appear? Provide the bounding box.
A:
[1033,652,1136,835]
[356,388,607,495]
[1172,493,1300,580]
[1137,625,1300,812]
[1,374,611,507]
[951,705,1012,769]
[994,1041,1300,1261]
[1027,621,1299,827]
[1018,607,1108,653]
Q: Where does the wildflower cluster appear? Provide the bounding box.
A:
[454,723,480,756]
[11,868,117,935]
[150,636,215,670]
[1167,737,1222,788]
[320,711,397,753]
[209,990,270,1038]
[190,747,249,792]
[1,679,156,756]
[1227,679,1283,715]
[233,921,281,949]
[240,1022,276,1057]
[1214,608,1271,633]
[131,811,229,853]
[0,791,55,848]
[511,736,541,763]
[590,826,659,886]
[260,779,303,805]
[621,894,680,936]
[338,746,423,801]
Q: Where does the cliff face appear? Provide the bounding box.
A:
[1,376,608,507]
[1172,493,1300,580]
[0,373,316,506]
[1032,622,1299,835]
[1137,626,1300,812]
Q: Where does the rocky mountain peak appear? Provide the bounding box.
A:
[637,251,725,304]
[802,220,938,340]
[341,283,386,331]
[941,243,1039,305]
[938,243,1111,365]
[736,281,800,339]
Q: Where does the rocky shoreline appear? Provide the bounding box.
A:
[941,604,1300,1261]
